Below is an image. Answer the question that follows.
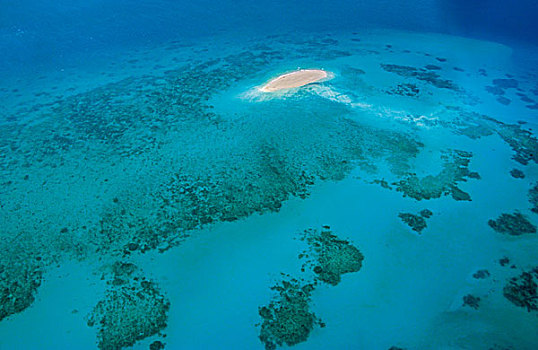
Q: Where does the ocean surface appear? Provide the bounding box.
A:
[1,1,538,349]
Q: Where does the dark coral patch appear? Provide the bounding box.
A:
[258,277,321,350]
[503,267,538,312]
[520,95,535,103]
[393,150,478,201]
[0,260,43,322]
[496,96,511,105]
[528,183,538,213]
[419,209,433,218]
[485,85,505,96]
[510,168,525,179]
[488,212,536,236]
[473,269,490,279]
[493,78,519,89]
[387,83,420,97]
[301,227,364,286]
[424,64,441,70]
[381,64,460,91]
[88,263,169,350]
[463,294,480,309]
[398,213,427,234]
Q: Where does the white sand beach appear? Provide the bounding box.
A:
[260,69,329,92]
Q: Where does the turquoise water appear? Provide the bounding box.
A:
[1,20,538,350]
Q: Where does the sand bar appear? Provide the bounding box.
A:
[260,69,329,92]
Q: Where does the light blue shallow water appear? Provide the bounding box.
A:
[1,2,538,350]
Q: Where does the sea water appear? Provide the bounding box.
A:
[1,1,538,350]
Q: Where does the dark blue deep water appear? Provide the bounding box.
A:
[1,0,537,73]
[1,1,538,349]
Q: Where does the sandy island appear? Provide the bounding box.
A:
[260,69,330,92]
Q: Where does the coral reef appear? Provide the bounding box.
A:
[503,267,538,312]
[496,96,511,105]
[442,106,538,165]
[488,212,537,236]
[372,178,393,190]
[398,213,426,233]
[387,83,420,97]
[510,169,525,179]
[258,277,321,350]
[424,64,441,70]
[463,294,481,309]
[393,150,479,201]
[0,258,43,322]
[419,209,433,218]
[398,209,432,234]
[87,262,169,350]
[492,78,519,89]
[528,183,538,213]
[381,64,460,91]
[473,270,490,279]
[301,227,364,286]
[257,227,364,349]
[150,341,165,350]
[495,123,538,165]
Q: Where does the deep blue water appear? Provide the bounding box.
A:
[1,0,537,73]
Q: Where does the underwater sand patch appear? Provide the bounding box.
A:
[260,69,330,92]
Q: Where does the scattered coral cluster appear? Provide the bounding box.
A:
[510,168,525,179]
[393,150,479,201]
[463,294,481,310]
[488,212,536,236]
[398,209,433,234]
[381,64,460,91]
[258,227,363,349]
[443,106,538,165]
[387,83,420,97]
[87,262,169,350]
[0,256,43,322]
[300,227,365,285]
[503,267,538,312]
[258,276,321,350]
[528,183,538,214]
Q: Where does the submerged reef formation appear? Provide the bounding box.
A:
[258,276,321,350]
[443,106,538,165]
[528,183,538,214]
[463,294,481,309]
[87,262,169,350]
[0,256,43,322]
[387,83,420,97]
[258,227,363,349]
[485,79,519,103]
[510,168,525,179]
[473,269,491,279]
[0,235,49,322]
[488,212,537,236]
[90,91,424,255]
[393,150,479,201]
[398,209,433,234]
[503,267,538,312]
[380,64,460,91]
[300,227,364,286]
